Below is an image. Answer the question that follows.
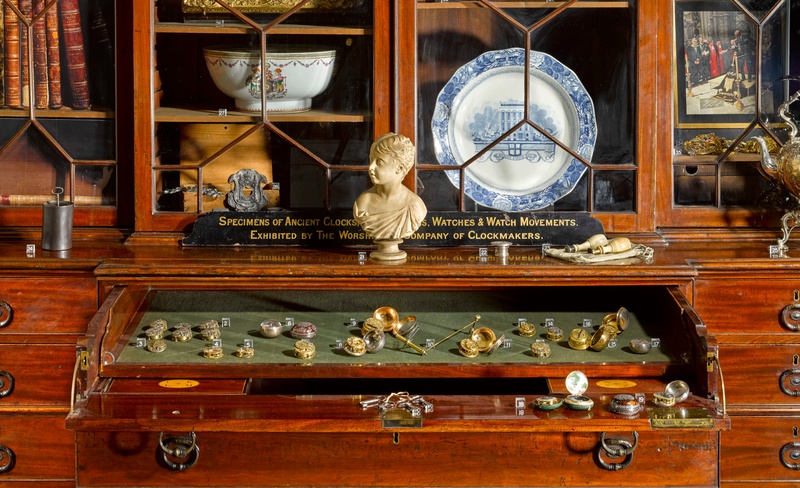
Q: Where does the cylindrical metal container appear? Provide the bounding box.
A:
[42,188,73,250]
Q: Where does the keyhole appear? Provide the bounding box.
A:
[794,355,799,366]
[794,426,799,437]
[392,432,400,445]
[794,290,799,302]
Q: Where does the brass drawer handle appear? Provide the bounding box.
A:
[0,302,11,328]
[779,369,800,397]
[780,442,800,470]
[780,303,800,331]
[0,371,14,399]
[596,431,637,471]
[0,445,15,474]
[158,432,199,471]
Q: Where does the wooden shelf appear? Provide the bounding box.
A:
[673,154,760,164]
[0,107,114,119]
[417,1,631,9]
[155,21,371,36]
[154,106,369,123]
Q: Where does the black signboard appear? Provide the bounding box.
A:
[183,210,604,248]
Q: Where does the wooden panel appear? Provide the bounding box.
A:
[76,430,718,487]
[0,344,77,407]
[0,277,96,340]
[721,416,800,482]
[0,414,75,481]
[717,344,800,407]
[694,279,800,339]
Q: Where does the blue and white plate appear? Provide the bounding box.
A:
[432,48,596,211]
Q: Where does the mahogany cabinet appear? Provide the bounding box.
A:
[0,0,798,486]
[0,270,99,484]
[65,254,727,487]
[693,260,800,485]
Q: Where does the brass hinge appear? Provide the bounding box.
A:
[707,351,716,372]
[78,350,90,371]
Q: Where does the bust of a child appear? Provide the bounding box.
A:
[353,133,427,260]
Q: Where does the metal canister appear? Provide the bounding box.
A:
[41,188,73,250]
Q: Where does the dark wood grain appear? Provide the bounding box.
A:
[0,344,78,407]
[721,415,800,482]
[0,276,97,342]
[76,429,719,487]
[0,414,76,481]
[716,344,800,408]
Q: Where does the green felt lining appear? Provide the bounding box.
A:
[115,290,674,365]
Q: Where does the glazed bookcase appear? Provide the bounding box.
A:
[131,0,390,234]
[0,0,127,227]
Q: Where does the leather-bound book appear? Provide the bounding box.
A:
[87,1,112,108]
[32,0,47,109]
[45,0,60,108]
[58,0,88,109]
[19,0,30,106]
[3,0,19,107]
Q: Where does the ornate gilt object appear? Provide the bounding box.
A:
[182,0,365,14]
[753,89,800,257]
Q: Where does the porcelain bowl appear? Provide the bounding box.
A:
[203,45,336,113]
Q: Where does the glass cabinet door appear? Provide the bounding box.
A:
[0,0,119,227]
[403,1,645,233]
[133,0,389,233]
[664,0,799,229]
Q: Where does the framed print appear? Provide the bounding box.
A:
[674,0,786,128]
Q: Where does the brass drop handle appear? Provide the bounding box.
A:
[596,431,638,471]
[0,371,14,399]
[780,442,800,470]
[780,303,800,331]
[0,301,12,328]
[158,432,199,471]
[779,369,800,397]
[0,445,15,474]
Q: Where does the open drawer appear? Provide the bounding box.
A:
[67,284,728,487]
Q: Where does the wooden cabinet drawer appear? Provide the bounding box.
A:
[0,277,96,338]
[721,415,800,482]
[694,279,800,337]
[0,414,75,481]
[76,430,718,487]
[0,344,77,407]
[718,344,800,407]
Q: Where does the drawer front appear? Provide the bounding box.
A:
[0,414,75,481]
[0,277,96,336]
[721,416,800,482]
[694,279,800,336]
[77,430,718,487]
[718,344,800,406]
[0,344,77,407]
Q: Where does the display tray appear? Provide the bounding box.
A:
[99,287,691,379]
[68,384,728,433]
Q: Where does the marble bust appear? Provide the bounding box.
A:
[353,132,427,260]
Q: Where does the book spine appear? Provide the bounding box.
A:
[45,0,59,108]
[32,0,47,109]
[87,1,111,108]
[3,0,19,107]
[58,0,88,109]
[19,0,30,107]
